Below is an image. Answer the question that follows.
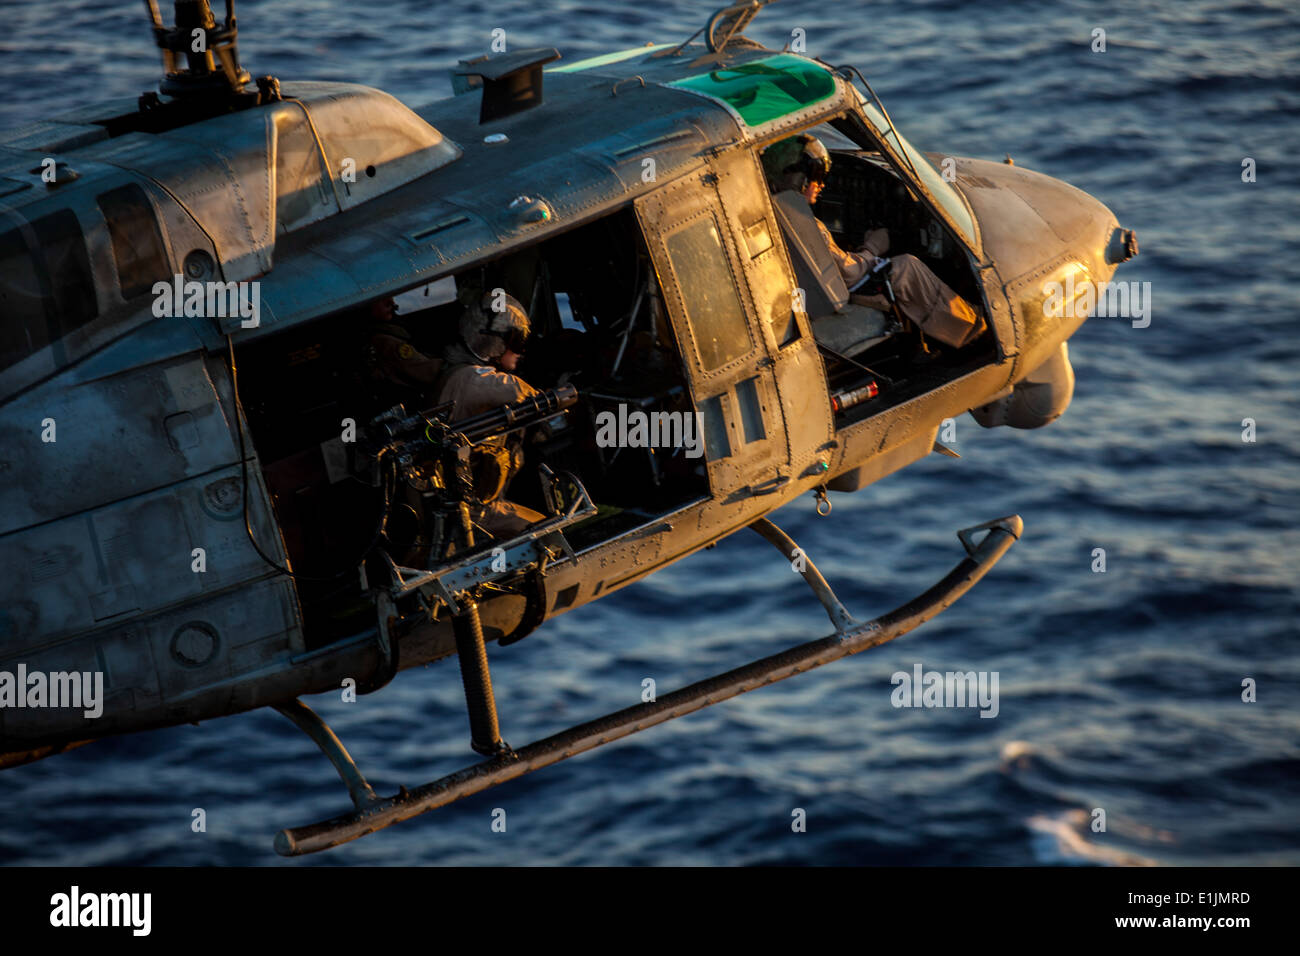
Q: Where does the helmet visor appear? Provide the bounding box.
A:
[503,326,529,354]
[800,136,832,184]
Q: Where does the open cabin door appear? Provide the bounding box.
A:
[635,166,788,499]
[709,149,835,476]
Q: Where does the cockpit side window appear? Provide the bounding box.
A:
[97,184,170,300]
[0,211,97,375]
[33,211,97,327]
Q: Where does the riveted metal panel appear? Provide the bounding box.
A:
[0,350,236,534]
[953,156,1119,385]
[635,166,788,496]
[0,574,303,748]
[710,147,834,476]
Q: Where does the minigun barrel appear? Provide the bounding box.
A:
[451,385,578,443]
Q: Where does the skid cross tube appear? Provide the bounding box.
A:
[274,514,1022,856]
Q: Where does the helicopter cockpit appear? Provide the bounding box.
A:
[763,117,997,427]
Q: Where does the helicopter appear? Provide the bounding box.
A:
[0,0,1138,855]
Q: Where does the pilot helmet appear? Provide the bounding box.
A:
[460,290,530,363]
[762,134,832,192]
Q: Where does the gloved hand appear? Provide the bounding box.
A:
[862,227,890,257]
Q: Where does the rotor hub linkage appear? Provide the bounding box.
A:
[146,0,251,98]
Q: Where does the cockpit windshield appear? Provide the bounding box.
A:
[853,98,978,250]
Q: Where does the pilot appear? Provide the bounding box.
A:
[762,134,985,350]
[437,290,546,539]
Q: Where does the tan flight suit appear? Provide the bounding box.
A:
[815,221,985,349]
[436,363,545,539]
[366,321,444,391]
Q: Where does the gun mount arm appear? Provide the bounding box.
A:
[380,477,596,617]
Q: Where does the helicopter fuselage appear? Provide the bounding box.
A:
[0,40,1133,765]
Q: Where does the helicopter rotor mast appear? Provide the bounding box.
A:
[145,0,251,99]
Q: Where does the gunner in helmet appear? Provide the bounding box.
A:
[762,134,985,350]
[439,289,536,415]
[436,289,546,539]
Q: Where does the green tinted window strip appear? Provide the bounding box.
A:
[669,54,836,127]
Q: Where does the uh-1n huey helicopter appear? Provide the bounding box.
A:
[0,0,1137,855]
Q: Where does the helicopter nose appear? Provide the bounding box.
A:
[951,156,1127,287]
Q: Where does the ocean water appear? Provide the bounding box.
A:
[1,0,1297,865]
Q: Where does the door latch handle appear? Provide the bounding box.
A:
[750,474,790,496]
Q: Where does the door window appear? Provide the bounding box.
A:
[664,216,752,371]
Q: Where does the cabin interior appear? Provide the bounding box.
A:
[235,208,711,645]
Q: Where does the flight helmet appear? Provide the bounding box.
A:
[762,133,832,192]
[460,290,530,363]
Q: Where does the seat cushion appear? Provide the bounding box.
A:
[811,303,892,357]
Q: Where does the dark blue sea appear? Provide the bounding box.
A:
[1,0,1297,866]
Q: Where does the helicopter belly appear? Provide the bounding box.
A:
[971,342,1075,430]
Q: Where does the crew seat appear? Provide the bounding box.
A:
[771,190,893,357]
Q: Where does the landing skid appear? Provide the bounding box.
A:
[272,514,1022,856]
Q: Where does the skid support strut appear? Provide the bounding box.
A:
[748,517,855,632]
[274,699,380,810]
[274,515,1022,855]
